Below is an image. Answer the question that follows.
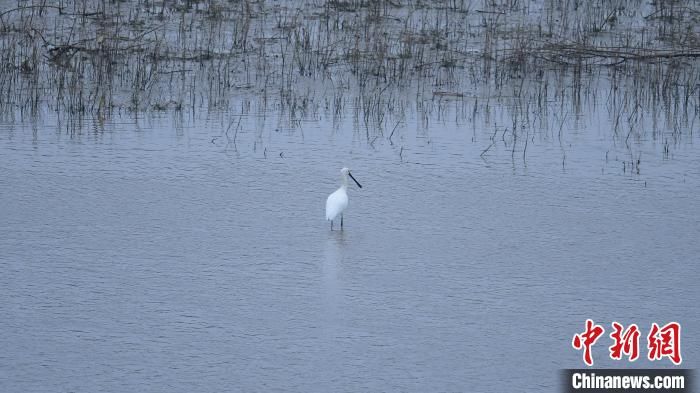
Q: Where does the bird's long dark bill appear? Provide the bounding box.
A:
[348,172,362,188]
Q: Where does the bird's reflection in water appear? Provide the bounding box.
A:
[315,230,350,390]
[322,230,346,301]
[321,230,348,334]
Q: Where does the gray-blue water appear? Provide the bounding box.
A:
[1,102,699,392]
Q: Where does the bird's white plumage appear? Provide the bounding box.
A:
[325,167,361,229]
[325,186,348,221]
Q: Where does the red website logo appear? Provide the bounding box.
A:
[572,320,681,366]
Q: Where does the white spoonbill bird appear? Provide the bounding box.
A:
[325,167,362,230]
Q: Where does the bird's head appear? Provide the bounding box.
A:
[340,167,362,188]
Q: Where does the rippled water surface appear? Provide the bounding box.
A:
[1,99,699,392]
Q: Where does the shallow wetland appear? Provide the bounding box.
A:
[1,1,699,392]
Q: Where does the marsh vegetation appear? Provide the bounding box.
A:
[1,0,699,169]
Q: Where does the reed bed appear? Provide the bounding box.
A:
[1,0,698,164]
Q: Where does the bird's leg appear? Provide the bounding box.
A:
[341,213,343,229]
[330,220,333,231]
